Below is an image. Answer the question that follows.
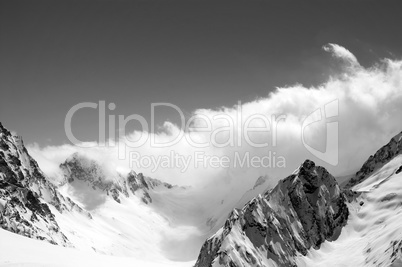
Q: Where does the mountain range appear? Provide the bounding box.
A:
[1,121,402,266]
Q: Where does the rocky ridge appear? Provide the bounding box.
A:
[60,152,174,204]
[345,132,402,188]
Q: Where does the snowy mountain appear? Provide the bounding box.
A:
[0,122,267,265]
[59,152,175,206]
[194,131,402,267]
[195,160,349,267]
[3,120,402,267]
[0,122,89,247]
[299,134,402,266]
[0,122,191,262]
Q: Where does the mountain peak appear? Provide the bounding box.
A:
[60,152,108,186]
[60,152,175,205]
[0,122,11,136]
[195,160,348,267]
[301,158,315,170]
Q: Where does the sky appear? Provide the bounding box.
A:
[1,0,402,145]
[1,0,402,190]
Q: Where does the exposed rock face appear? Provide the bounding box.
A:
[345,132,402,189]
[195,160,349,267]
[60,153,129,203]
[0,123,77,246]
[60,152,174,205]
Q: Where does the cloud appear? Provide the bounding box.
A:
[28,44,402,199]
[323,43,361,69]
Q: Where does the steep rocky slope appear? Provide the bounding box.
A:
[0,123,89,246]
[195,160,349,267]
[345,132,402,189]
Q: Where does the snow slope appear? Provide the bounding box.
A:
[55,152,270,261]
[0,228,192,267]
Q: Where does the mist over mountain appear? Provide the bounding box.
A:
[2,45,402,267]
[26,45,402,219]
[1,1,402,265]
[0,122,274,264]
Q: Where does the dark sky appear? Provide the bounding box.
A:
[1,0,402,145]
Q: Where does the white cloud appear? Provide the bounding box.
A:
[28,44,402,198]
[323,43,361,69]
